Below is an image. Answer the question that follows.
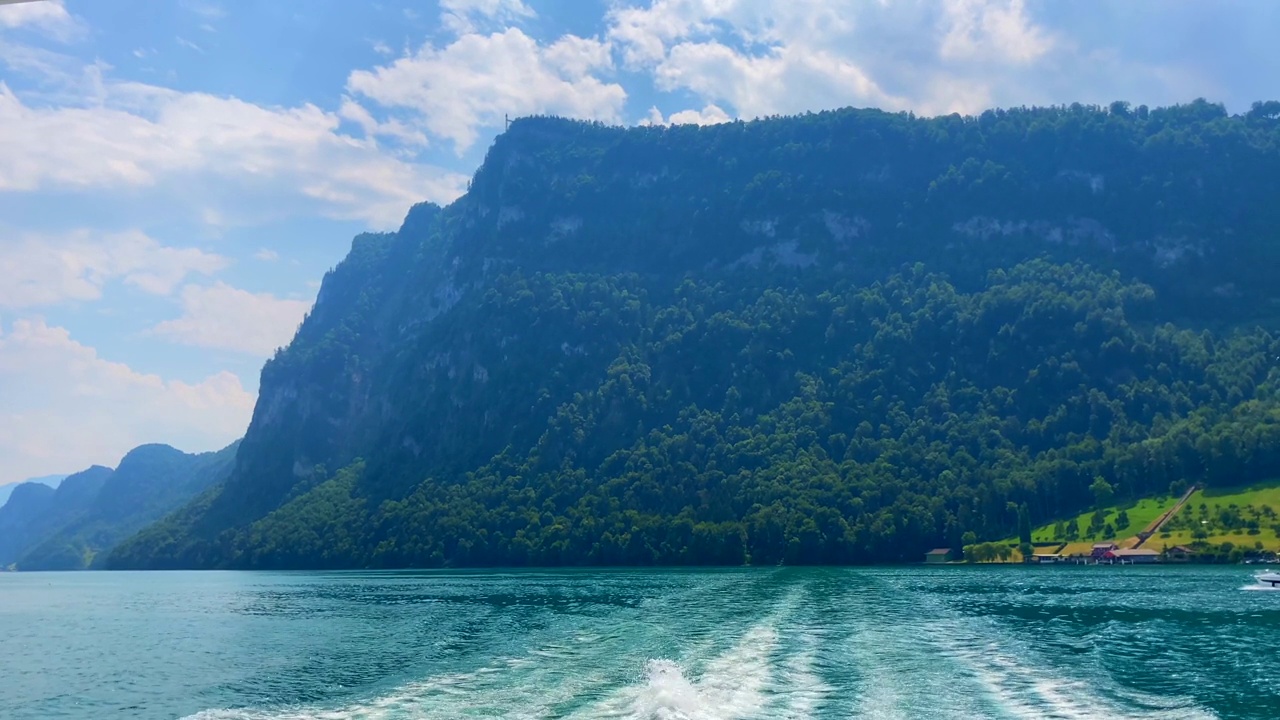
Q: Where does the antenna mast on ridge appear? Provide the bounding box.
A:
[505,113,511,131]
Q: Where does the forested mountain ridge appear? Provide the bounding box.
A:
[1,444,237,570]
[0,482,58,564]
[110,101,1280,569]
[0,466,111,569]
[0,475,65,509]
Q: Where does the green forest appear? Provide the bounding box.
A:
[110,101,1280,569]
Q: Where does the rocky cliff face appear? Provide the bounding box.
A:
[110,102,1280,569]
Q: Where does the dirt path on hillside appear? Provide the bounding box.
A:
[1134,484,1198,548]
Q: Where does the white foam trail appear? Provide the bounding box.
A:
[776,632,830,719]
[183,645,608,720]
[579,622,780,720]
[941,632,1217,720]
[846,630,991,719]
[187,587,807,720]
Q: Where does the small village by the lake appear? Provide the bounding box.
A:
[939,480,1280,565]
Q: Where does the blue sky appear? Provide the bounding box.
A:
[0,0,1277,486]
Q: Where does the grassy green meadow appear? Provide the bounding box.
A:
[1027,496,1180,544]
[1150,481,1280,550]
[1002,480,1280,559]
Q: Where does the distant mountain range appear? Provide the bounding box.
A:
[0,443,237,570]
[0,475,66,509]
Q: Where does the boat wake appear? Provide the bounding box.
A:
[183,643,613,720]
[182,575,1234,720]
[184,624,792,720]
[186,592,810,720]
[928,616,1218,720]
[576,622,781,720]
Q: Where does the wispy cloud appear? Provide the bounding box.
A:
[0,229,227,308]
[150,282,311,356]
[180,0,225,21]
[175,36,205,54]
[0,71,468,227]
[440,0,535,35]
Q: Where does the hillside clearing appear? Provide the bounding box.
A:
[1026,496,1180,545]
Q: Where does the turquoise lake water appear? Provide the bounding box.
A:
[1,567,1277,719]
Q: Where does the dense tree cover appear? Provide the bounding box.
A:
[1167,540,1273,564]
[112,260,1280,569]
[108,101,1280,569]
[962,543,1013,563]
[462,101,1280,315]
[7,444,236,571]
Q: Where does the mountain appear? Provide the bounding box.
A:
[0,466,111,569]
[0,483,56,563]
[0,474,66,509]
[2,444,237,571]
[111,101,1280,570]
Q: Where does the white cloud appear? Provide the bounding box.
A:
[346,28,625,152]
[656,40,903,117]
[641,106,665,126]
[338,97,428,146]
[604,0,1165,118]
[939,0,1053,64]
[544,34,614,78]
[607,1,907,116]
[607,0,719,67]
[0,318,253,485]
[0,0,84,42]
[150,282,311,356]
[668,103,731,125]
[0,229,227,308]
[0,79,468,228]
[440,0,535,35]
[252,248,279,262]
[642,103,732,126]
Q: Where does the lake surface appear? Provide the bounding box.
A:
[1,567,1277,719]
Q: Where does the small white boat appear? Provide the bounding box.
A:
[1255,572,1280,588]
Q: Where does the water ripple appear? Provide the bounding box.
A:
[1,567,1275,719]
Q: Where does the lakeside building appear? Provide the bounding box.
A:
[1103,548,1160,564]
[1091,542,1118,559]
[924,548,952,564]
